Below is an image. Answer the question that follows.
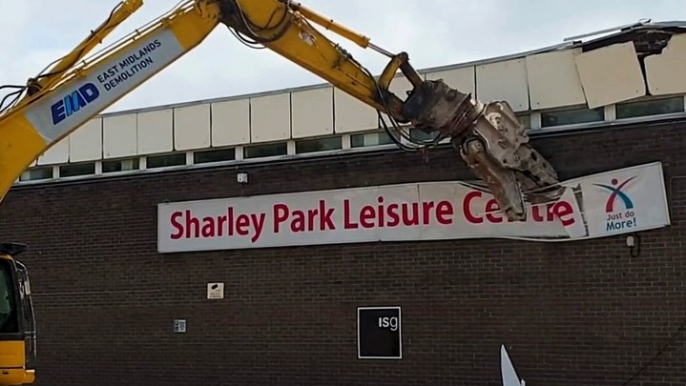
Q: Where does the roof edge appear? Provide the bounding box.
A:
[98,19,686,118]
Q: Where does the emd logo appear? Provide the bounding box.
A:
[593,176,638,232]
[50,82,100,125]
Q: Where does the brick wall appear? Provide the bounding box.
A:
[0,119,684,386]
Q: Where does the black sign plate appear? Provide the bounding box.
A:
[357,306,402,359]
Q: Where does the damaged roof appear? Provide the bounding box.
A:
[424,19,686,73]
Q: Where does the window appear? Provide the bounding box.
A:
[295,137,342,154]
[616,96,684,120]
[194,148,236,164]
[409,128,437,142]
[244,142,287,159]
[19,167,52,182]
[351,131,394,148]
[147,153,186,169]
[102,158,139,173]
[517,114,531,131]
[59,162,95,178]
[0,259,18,334]
[541,106,604,128]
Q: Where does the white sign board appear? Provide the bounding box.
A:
[207,282,224,299]
[157,162,671,253]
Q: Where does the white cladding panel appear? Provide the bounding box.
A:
[137,109,173,154]
[645,33,686,96]
[23,34,681,171]
[388,74,414,100]
[250,93,290,142]
[574,42,646,108]
[526,48,587,110]
[103,113,137,159]
[69,118,102,162]
[291,87,333,138]
[174,103,211,150]
[476,58,530,111]
[333,88,378,133]
[211,98,251,146]
[376,74,419,126]
[426,66,476,96]
[38,137,69,165]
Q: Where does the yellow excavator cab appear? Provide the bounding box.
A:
[0,243,36,386]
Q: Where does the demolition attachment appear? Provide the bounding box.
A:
[402,79,562,221]
[212,0,560,221]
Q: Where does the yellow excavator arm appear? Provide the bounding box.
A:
[0,0,561,384]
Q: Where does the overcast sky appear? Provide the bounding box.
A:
[1,0,683,114]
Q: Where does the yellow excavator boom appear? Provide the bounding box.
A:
[0,1,561,384]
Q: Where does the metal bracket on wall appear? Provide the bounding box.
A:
[173,319,187,333]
